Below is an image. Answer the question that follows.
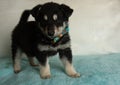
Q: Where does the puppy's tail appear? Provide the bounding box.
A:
[18,10,30,25]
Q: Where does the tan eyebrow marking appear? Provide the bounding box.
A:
[53,14,57,20]
[44,15,48,20]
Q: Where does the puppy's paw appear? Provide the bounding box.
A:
[41,74,51,79]
[30,63,39,66]
[65,64,80,78]
[14,69,21,73]
[68,73,80,78]
[28,57,39,66]
[40,64,51,79]
[14,64,21,73]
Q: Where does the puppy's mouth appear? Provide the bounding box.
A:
[45,26,65,39]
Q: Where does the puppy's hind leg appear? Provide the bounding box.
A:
[12,45,22,73]
[28,57,39,66]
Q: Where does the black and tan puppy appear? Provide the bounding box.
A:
[12,2,80,79]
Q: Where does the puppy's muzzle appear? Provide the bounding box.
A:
[47,26,55,38]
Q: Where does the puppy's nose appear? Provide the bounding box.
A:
[48,31,54,36]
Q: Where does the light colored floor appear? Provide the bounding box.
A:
[0,53,120,85]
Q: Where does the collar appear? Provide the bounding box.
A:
[52,27,69,44]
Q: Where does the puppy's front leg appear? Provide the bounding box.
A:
[36,53,51,79]
[39,58,51,79]
[59,48,80,78]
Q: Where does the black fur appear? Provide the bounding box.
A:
[12,2,73,68]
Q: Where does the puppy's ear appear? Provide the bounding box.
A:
[31,5,42,19]
[60,4,73,18]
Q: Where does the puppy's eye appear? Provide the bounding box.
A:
[53,14,57,20]
[44,15,48,20]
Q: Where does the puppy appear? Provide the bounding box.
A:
[11,2,80,79]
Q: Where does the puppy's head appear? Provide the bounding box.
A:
[31,2,73,38]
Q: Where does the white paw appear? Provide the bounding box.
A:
[40,74,51,79]
[65,64,80,78]
[14,64,21,73]
[39,62,51,79]
[68,73,80,78]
